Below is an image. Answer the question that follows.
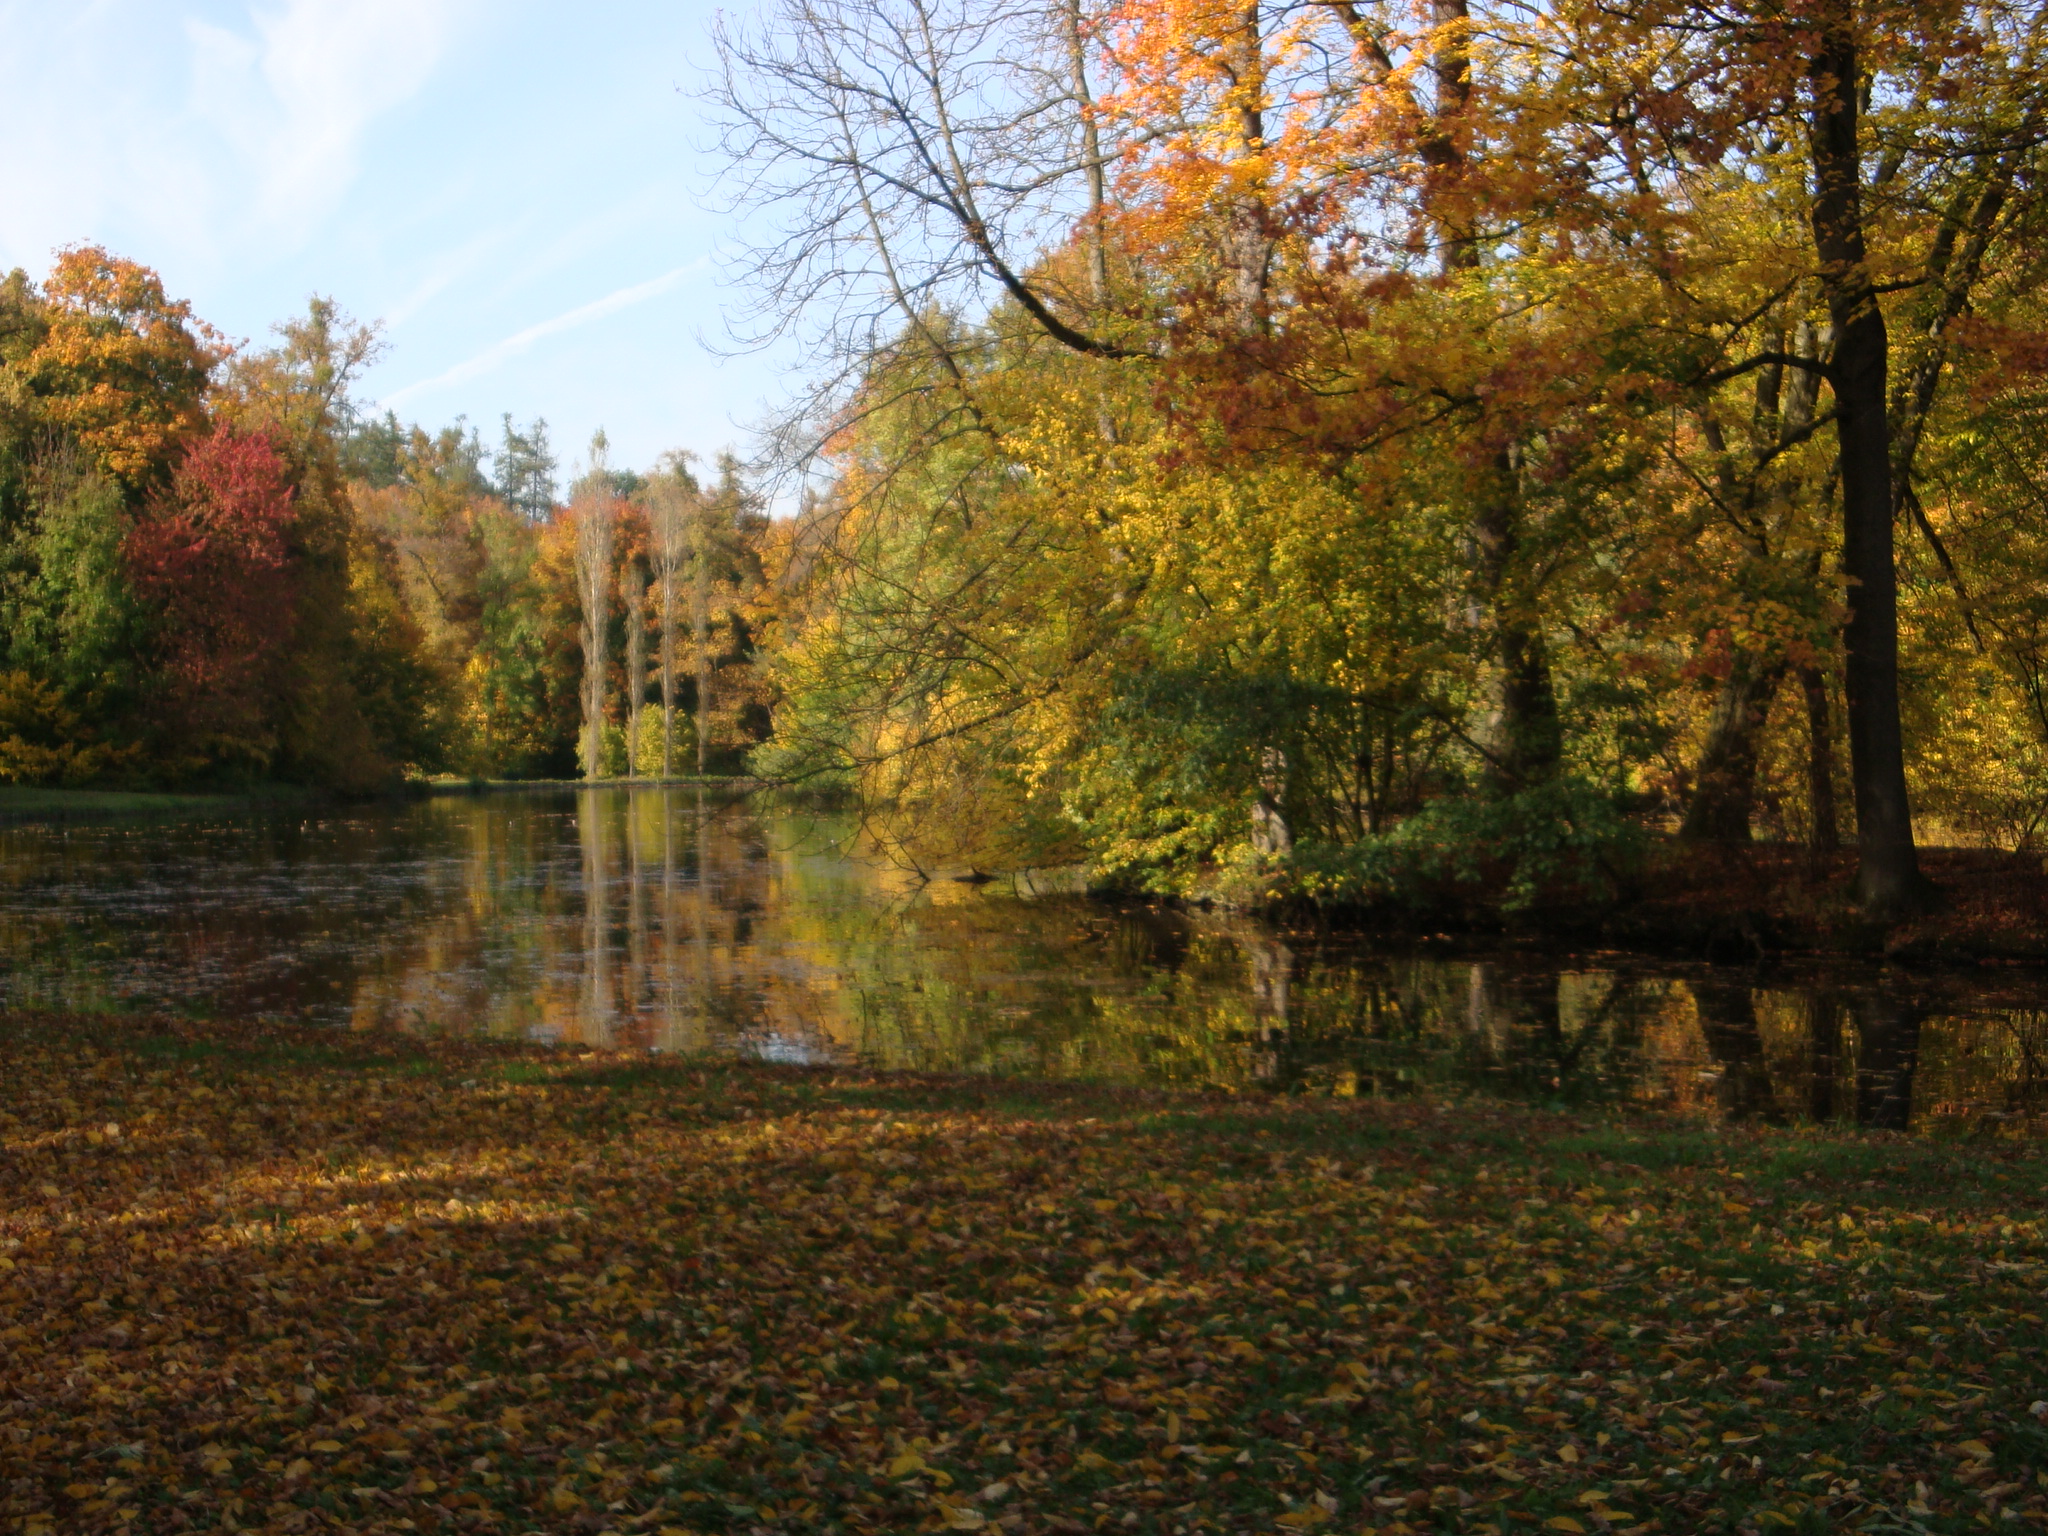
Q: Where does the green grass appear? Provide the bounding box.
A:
[0,783,319,822]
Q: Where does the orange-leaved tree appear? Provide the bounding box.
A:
[24,246,223,494]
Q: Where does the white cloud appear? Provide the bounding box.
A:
[382,261,708,406]
[189,0,468,250]
[0,0,467,275]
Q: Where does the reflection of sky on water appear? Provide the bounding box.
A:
[0,787,2045,1131]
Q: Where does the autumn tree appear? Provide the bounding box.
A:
[645,456,699,776]
[21,246,223,494]
[123,427,299,763]
[573,433,619,780]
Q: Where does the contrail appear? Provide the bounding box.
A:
[383,259,705,405]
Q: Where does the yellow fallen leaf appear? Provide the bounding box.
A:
[64,1484,97,1499]
[1558,1444,1580,1463]
[1545,1520,1585,1534]
[311,1440,343,1453]
[284,1459,311,1479]
[1959,1440,1993,1458]
[887,1451,926,1478]
[943,1507,986,1530]
[1092,1199,1117,1213]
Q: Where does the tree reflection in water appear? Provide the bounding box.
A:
[0,787,2041,1131]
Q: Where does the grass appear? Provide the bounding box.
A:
[0,785,319,824]
[1,1010,2044,1536]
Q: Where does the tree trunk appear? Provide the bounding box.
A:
[1682,651,1787,841]
[575,508,612,782]
[693,508,711,778]
[660,564,677,779]
[625,565,647,778]
[1808,6,1926,915]
[1470,454,1561,790]
[1427,2,1559,792]
[1801,664,1841,855]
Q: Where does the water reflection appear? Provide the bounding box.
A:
[0,787,2042,1131]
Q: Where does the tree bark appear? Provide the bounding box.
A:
[625,564,648,778]
[1807,6,1926,915]
[1429,0,1558,791]
[694,498,712,777]
[574,501,614,781]
[1801,664,1841,855]
[1682,651,1788,841]
[1470,453,1561,789]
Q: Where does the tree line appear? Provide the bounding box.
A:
[0,249,773,792]
[713,0,2048,915]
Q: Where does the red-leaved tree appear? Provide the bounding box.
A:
[125,426,300,762]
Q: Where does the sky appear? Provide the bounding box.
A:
[0,0,789,484]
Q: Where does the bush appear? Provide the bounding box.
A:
[1266,779,1646,914]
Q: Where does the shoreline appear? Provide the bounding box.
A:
[1272,843,2048,969]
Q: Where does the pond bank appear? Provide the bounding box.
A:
[1249,843,2048,969]
[3,1009,2041,1535]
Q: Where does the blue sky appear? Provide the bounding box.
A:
[0,0,785,484]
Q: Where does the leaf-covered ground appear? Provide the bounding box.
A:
[2,1013,2044,1536]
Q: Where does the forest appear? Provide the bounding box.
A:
[0,250,775,795]
[6,0,2048,925]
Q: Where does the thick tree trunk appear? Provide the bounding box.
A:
[1682,651,1788,841]
[1427,3,1559,792]
[1470,455,1561,790]
[1808,9,1926,915]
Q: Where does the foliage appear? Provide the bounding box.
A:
[19,246,221,492]
[0,249,765,792]
[1,1009,2044,1535]
[123,426,299,764]
[0,672,135,786]
[728,0,2048,912]
[1271,779,1648,915]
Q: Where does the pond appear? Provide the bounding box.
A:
[1,786,2043,1132]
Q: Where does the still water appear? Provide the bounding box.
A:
[1,787,2043,1131]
